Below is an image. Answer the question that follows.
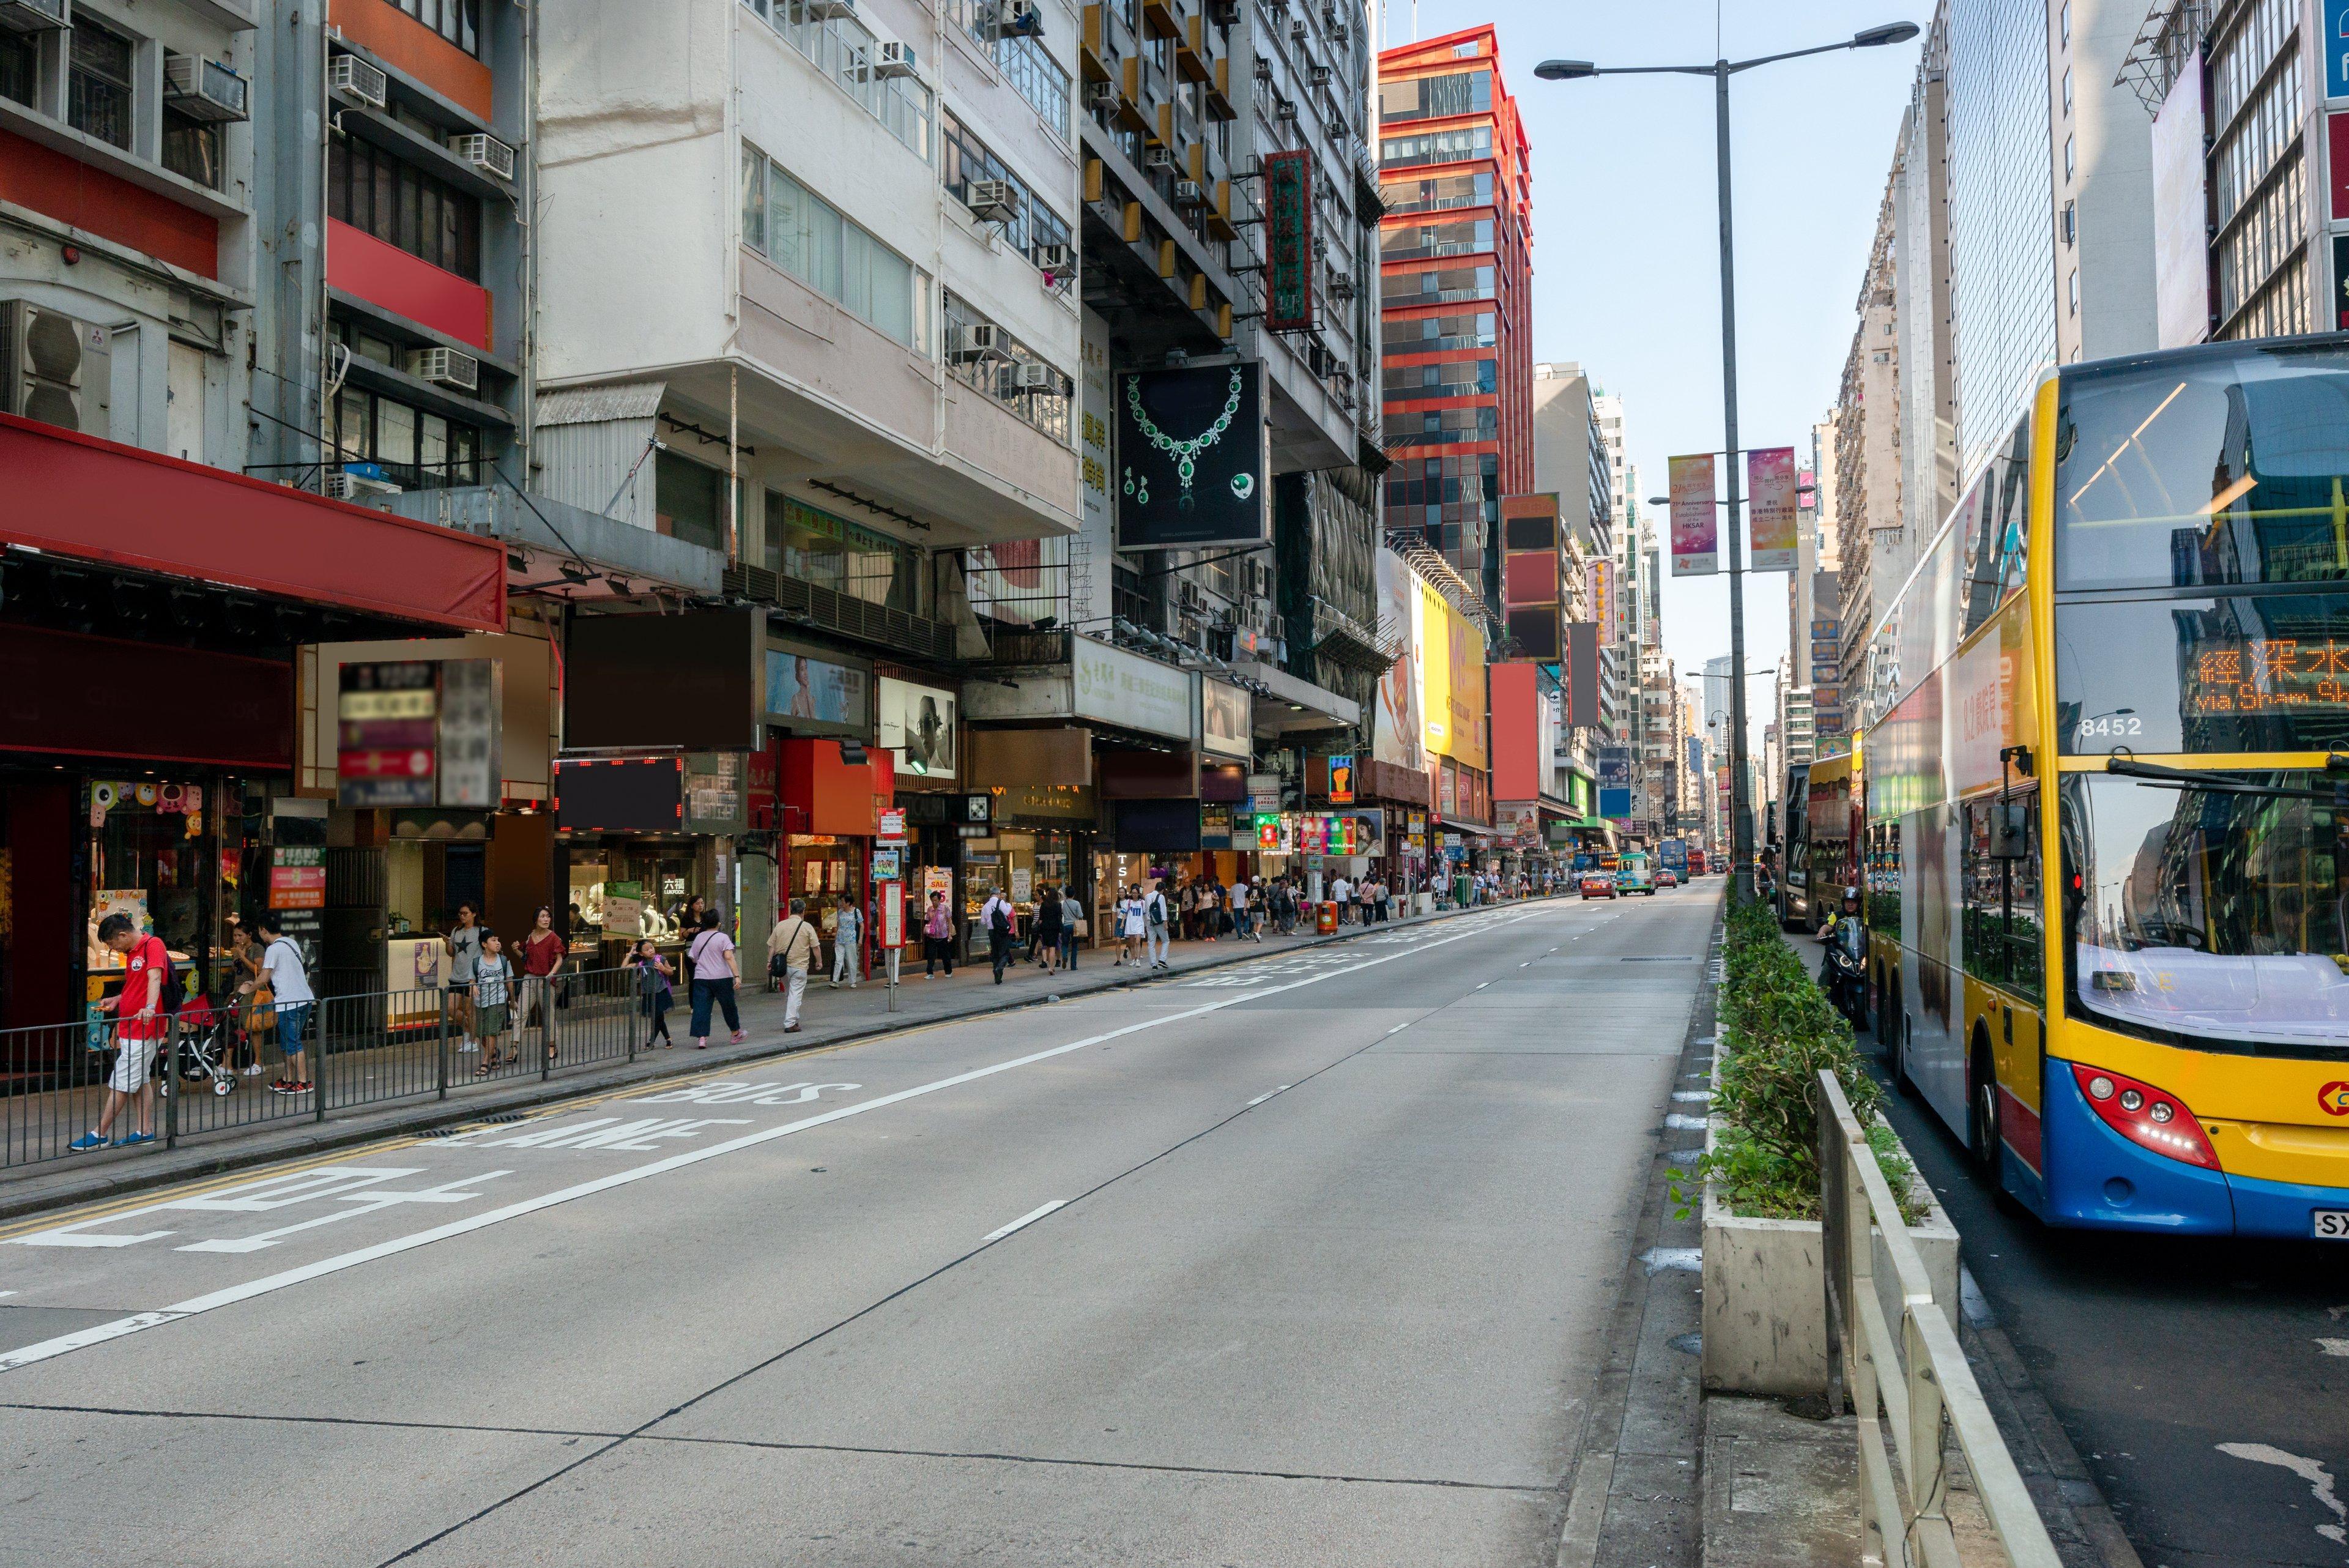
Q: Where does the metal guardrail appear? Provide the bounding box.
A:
[1,967,660,1173]
[1816,1070,2061,1568]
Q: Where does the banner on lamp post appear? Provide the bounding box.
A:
[1747,446,1798,572]
[1669,453,1716,576]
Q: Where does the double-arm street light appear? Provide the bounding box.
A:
[1537,21,1920,904]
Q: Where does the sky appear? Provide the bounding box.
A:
[1376,0,1932,756]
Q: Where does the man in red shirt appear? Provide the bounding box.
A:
[72,913,170,1150]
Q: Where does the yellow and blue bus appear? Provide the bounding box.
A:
[1862,335,2349,1237]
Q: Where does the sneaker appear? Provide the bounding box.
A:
[240,1063,265,1076]
[730,1030,748,1044]
[116,1131,155,1146]
[269,1079,300,1095]
[67,1132,109,1153]
[459,1039,479,1053]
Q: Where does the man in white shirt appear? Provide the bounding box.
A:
[1144,880,1171,970]
[250,913,316,1096]
[1330,874,1351,924]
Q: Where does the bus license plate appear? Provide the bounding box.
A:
[2316,1211,2349,1241]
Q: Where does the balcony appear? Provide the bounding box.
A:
[1141,0,1181,40]
[1176,13,1212,82]
[1204,56,1236,121]
[1081,2,1111,82]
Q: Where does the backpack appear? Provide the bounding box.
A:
[147,937,187,1014]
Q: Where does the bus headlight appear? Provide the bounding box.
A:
[2071,1063,2219,1170]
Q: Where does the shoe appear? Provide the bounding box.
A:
[116,1131,155,1146]
[459,1040,479,1053]
[784,1024,801,1033]
[731,1030,748,1044]
[240,1063,264,1076]
[67,1132,109,1153]
[269,1079,299,1095]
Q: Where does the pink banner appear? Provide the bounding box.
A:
[1669,453,1716,576]
[1748,446,1798,572]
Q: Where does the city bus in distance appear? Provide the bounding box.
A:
[1688,848,1708,877]
[1780,752,1861,934]
[1860,333,2349,1237]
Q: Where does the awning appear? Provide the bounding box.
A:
[0,412,505,633]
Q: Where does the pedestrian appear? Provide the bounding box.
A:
[1145,879,1171,969]
[1331,872,1351,924]
[633,938,675,1049]
[445,902,481,1057]
[218,917,265,1077]
[72,913,171,1149]
[250,913,316,1097]
[1059,885,1084,971]
[830,897,863,989]
[769,898,820,1031]
[983,886,1017,983]
[473,932,514,1073]
[1032,882,1064,975]
[518,905,565,1065]
[1119,885,1148,965]
[688,907,746,1047]
[922,890,955,977]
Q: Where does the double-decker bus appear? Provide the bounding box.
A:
[1781,751,1862,934]
[1862,335,2349,1237]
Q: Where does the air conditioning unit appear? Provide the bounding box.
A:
[1086,79,1118,110]
[1325,266,1354,300]
[804,0,856,18]
[0,0,69,34]
[1307,63,1330,87]
[1276,96,1299,121]
[326,468,404,502]
[163,54,249,122]
[874,39,917,77]
[1033,242,1072,270]
[447,132,516,181]
[1178,579,1206,613]
[1172,179,1204,206]
[2,301,108,437]
[965,177,1019,223]
[1014,361,1054,391]
[1329,21,1348,43]
[1288,18,1307,42]
[329,53,388,110]
[1142,144,1176,171]
[1253,56,1272,83]
[996,0,1043,38]
[407,344,481,393]
[953,322,1003,362]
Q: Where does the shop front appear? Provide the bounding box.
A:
[553,754,739,973]
[772,736,894,978]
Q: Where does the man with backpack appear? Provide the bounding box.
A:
[71,913,176,1150]
[1144,879,1171,970]
[251,913,316,1096]
[981,886,1017,984]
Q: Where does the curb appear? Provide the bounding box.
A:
[0,897,1551,1224]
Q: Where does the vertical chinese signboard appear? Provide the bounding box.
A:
[1263,149,1315,332]
[1746,446,1798,571]
[1669,453,1717,576]
[337,662,439,808]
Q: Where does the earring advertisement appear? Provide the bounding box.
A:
[1114,360,1267,551]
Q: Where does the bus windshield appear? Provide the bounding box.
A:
[2055,342,2349,593]
[2061,773,2349,1053]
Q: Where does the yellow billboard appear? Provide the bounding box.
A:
[1417,578,1488,772]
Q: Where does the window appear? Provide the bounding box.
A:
[940,111,1073,266]
[0,31,34,109]
[741,143,930,354]
[2061,199,2075,247]
[328,133,483,280]
[1378,125,1491,169]
[328,378,486,489]
[392,0,483,58]
[2061,66,2072,116]
[763,490,924,612]
[69,17,133,150]
[954,4,1071,143]
[942,289,1069,444]
[741,0,933,160]
[2062,133,2074,181]
[2058,1,2069,45]
[2067,267,2078,316]
[1378,69,1492,124]
[163,108,222,190]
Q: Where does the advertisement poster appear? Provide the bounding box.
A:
[604,881,644,939]
[1417,579,1489,770]
[765,648,870,734]
[877,677,957,778]
[1669,453,1717,576]
[1747,446,1798,571]
[1371,549,1424,768]
[1072,635,1197,741]
[922,865,953,908]
[1327,754,1355,804]
[1201,679,1252,759]
[1073,308,1116,628]
[269,845,325,910]
[337,661,438,809]
[1115,362,1267,551]
[871,847,903,882]
[1010,868,1033,903]
[1589,557,1616,647]
[1264,149,1316,330]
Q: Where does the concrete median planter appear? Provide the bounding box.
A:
[1697,1058,1959,1399]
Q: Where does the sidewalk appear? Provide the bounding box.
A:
[0,898,1536,1224]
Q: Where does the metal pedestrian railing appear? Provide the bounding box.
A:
[1816,1070,2061,1568]
[0,966,662,1174]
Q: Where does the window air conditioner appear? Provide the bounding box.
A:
[1276,97,1299,121]
[329,53,388,110]
[1208,0,1239,25]
[407,344,481,394]
[1086,80,1118,110]
[1307,63,1330,87]
[954,322,1003,362]
[998,0,1043,38]
[447,132,516,181]
[2,300,108,437]
[1014,361,1054,392]
[1326,266,1354,300]
[1173,179,1204,206]
[1034,242,1072,270]
[1289,19,1307,42]
[874,39,918,78]
[965,178,1019,223]
[327,469,404,502]
[1142,145,1176,171]
[0,0,69,34]
[163,54,249,122]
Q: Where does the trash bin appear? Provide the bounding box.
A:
[1315,901,1338,935]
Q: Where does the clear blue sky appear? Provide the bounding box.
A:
[1380,0,1932,752]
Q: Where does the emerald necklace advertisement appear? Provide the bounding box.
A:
[1115,360,1267,551]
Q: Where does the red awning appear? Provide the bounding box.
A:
[0,412,505,633]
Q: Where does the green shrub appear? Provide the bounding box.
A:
[1669,897,1917,1223]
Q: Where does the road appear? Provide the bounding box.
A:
[0,890,1718,1567]
[1852,949,2349,1568]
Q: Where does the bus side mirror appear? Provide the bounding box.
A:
[1987,802,2030,860]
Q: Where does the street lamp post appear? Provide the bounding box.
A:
[1538,21,1918,905]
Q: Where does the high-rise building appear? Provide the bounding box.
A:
[1376,24,1534,611]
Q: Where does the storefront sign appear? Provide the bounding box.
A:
[1747,447,1798,572]
[1074,309,1116,627]
[269,845,325,910]
[1201,679,1252,759]
[1326,753,1355,804]
[989,783,1096,821]
[1263,147,1315,331]
[923,865,953,907]
[1072,636,1196,741]
[436,658,502,809]
[764,647,871,737]
[555,756,685,832]
[878,677,957,778]
[878,808,907,842]
[965,793,992,824]
[338,661,438,808]
[683,751,744,833]
[1247,773,1283,812]
[1115,363,1268,552]
[871,846,903,881]
[1201,803,1236,849]
[604,880,644,938]
[1670,453,1717,576]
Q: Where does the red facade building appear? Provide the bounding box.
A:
[1376,26,1535,618]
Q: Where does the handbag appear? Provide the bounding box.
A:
[1072,916,1089,939]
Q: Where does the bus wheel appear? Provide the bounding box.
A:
[1896,1013,1918,1097]
[1968,1031,2000,1173]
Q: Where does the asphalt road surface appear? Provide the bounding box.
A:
[0,889,1719,1567]
[1854,956,2349,1568]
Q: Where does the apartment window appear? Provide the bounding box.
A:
[952,4,1071,143]
[1378,68,1492,124]
[329,133,483,280]
[2058,1,2069,45]
[2061,67,2072,116]
[2061,199,2076,247]
[0,31,34,108]
[763,489,924,612]
[331,382,484,489]
[2062,133,2074,181]
[742,143,930,354]
[656,451,731,552]
[942,288,1070,444]
[163,109,223,190]
[940,110,1074,266]
[69,18,134,150]
[1378,125,1491,169]
[2067,267,2079,317]
[392,0,483,58]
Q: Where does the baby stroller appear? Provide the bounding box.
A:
[173,994,240,1097]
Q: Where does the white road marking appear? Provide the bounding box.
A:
[1671,1091,1711,1103]
[981,1201,1066,1244]
[1664,1113,1710,1130]
[2217,1443,2348,1545]
[1245,1085,1293,1106]
[1,906,1551,1375]
[2317,1338,2349,1358]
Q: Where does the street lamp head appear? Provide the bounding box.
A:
[1852,21,1922,46]
[1646,496,1670,507]
[1534,58,1597,81]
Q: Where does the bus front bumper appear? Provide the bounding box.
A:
[2045,1058,2349,1238]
